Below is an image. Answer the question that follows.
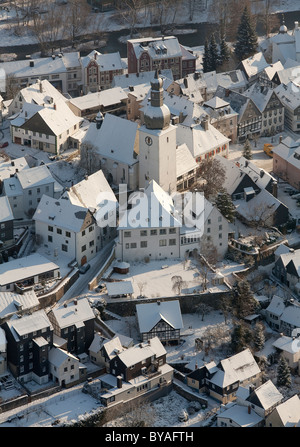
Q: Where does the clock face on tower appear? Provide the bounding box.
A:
[145,136,153,146]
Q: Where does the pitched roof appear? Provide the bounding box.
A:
[0,157,29,182]
[116,336,166,367]
[214,348,261,387]
[240,52,269,78]
[247,380,283,410]
[272,395,300,427]
[33,195,93,233]
[49,297,95,330]
[49,347,79,367]
[136,300,183,333]
[266,295,286,317]
[6,309,53,341]
[82,113,138,165]
[68,87,127,110]
[0,289,39,319]
[118,180,182,229]
[0,196,13,222]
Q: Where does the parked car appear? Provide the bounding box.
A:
[48,155,56,161]
[0,141,8,148]
[79,263,90,274]
[95,283,105,293]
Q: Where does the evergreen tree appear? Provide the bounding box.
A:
[232,280,256,319]
[219,32,230,65]
[243,138,253,160]
[202,38,211,73]
[277,356,292,388]
[253,322,265,351]
[231,323,253,353]
[215,190,236,223]
[209,33,219,71]
[234,6,258,61]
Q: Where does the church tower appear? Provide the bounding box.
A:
[138,70,177,194]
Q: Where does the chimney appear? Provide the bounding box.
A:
[94,51,97,60]
[295,21,299,30]
[202,117,209,131]
[74,299,77,305]
[157,300,160,305]
[248,405,251,414]
[272,181,278,198]
[117,376,122,388]
[29,60,34,67]
[53,103,56,110]
[39,80,43,93]
[96,111,103,129]
[279,135,283,143]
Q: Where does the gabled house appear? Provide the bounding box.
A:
[48,347,86,387]
[136,300,183,345]
[203,96,238,143]
[266,394,300,427]
[2,309,53,384]
[0,157,29,191]
[60,169,118,250]
[266,295,300,336]
[186,348,261,404]
[273,248,300,296]
[0,289,39,324]
[33,194,101,266]
[0,327,7,376]
[80,49,125,94]
[217,402,264,427]
[88,333,125,370]
[99,337,173,407]
[127,36,196,80]
[8,78,68,117]
[10,98,83,155]
[243,82,284,137]
[3,164,62,219]
[80,112,139,191]
[270,20,300,65]
[237,52,269,84]
[47,297,95,355]
[236,380,284,418]
[215,86,262,142]
[272,334,300,373]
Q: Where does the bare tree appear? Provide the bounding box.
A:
[257,0,281,37]
[115,0,145,38]
[150,0,183,34]
[196,302,212,321]
[63,0,91,48]
[171,275,187,295]
[137,281,146,297]
[80,142,99,175]
[5,73,19,99]
[192,157,226,200]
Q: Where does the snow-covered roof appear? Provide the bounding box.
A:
[16,165,55,190]
[116,336,166,368]
[33,195,92,233]
[136,300,183,333]
[62,169,117,212]
[176,120,229,159]
[118,180,182,229]
[240,52,269,79]
[216,69,248,91]
[0,195,13,222]
[273,335,300,354]
[243,83,279,112]
[81,50,123,71]
[281,305,300,329]
[6,309,53,341]
[28,100,83,136]
[112,69,173,89]
[273,394,300,427]
[236,156,276,189]
[82,113,138,165]
[217,403,263,427]
[49,347,79,367]
[106,281,134,296]
[128,36,182,60]
[88,332,108,354]
[275,81,300,110]
[262,61,284,80]
[1,53,80,78]
[0,253,59,287]
[176,143,198,177]
[203,96,230,109]
[276,64,300,85]
[49,297,94,330]
[272,137,300,170]
[247,380,283,410]
[0,157,29,182]
[235,188,286,222]
[102,336,125,359]
[17,79,67,108]
[215,348,261,387]
[68,87,127,110]
[0,289,39,319]
[0,327,6,352]
[266,295,286,317]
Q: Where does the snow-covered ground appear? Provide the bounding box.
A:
[0,0,298,52]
